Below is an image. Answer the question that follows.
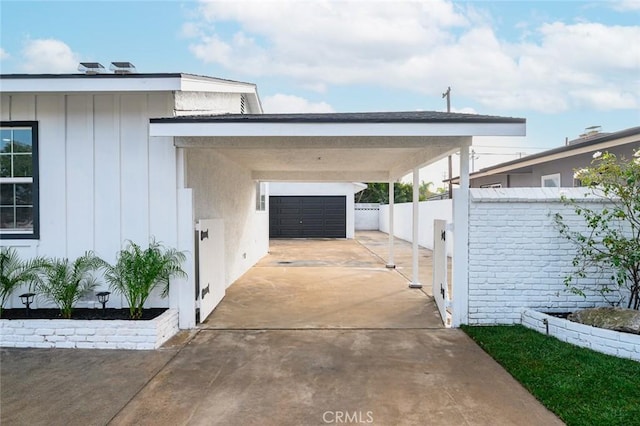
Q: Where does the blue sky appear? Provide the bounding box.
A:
[1,0,639,186]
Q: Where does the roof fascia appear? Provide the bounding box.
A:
[150,121,525,138]
[0,76,183,93]
[0,74,261,97]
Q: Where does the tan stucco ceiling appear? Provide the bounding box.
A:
[175,135,466,182]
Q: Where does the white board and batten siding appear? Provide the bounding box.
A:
[1,93,177,310]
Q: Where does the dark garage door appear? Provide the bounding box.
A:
[270,196,346,238]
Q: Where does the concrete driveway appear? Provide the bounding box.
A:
[0,232,562,426]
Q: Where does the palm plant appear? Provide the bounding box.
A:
[37,252,102,319]
[101,239,186,319]
[0,247,46,317]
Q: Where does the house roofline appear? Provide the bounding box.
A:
[0,72,255,86]
[447,126,640,183]
[150,111,526,124]
[0,72,263,114]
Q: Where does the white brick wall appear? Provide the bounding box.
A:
[522,309,640,361]
[467,188,623,325]
[0,309,179,350]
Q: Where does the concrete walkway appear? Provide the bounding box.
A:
[0,232,563,426]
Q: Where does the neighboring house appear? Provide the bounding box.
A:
[269,182,366,239]
[455,126,640,188]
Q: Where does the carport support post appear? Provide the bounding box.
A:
[452,142,470,326]
[409,167,422,288]
[386,180,395,268]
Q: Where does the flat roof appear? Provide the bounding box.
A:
[0,72,253,85]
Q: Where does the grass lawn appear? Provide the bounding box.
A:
[462,325,640,426]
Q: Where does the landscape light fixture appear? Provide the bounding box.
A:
[96,291,111,310]
[19,292,35,316]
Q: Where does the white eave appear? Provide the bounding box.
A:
[0,73,257,93]
[149,121,525,138]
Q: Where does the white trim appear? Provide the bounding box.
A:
[150,121,526,138]
[1,77,182,93]
[0,75,258,95]
[0,177,32,184]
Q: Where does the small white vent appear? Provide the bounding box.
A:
[240,94,246,114]
[78,62,105,75]
[110,62,137,74]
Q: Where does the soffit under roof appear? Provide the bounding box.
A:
[150,111,526,182]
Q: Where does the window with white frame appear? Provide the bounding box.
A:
[255,181,266,211]
[541,173,561,188]
[0,122,39,239]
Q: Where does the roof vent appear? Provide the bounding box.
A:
[110,62,137,74]
[78,62,106,75]
[579,125,602,139]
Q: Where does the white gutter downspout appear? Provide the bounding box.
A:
[409,167,422,288]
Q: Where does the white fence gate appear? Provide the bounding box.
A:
[196,219,225,323]
[432,219,451,327]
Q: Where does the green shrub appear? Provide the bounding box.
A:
[101,239,186,319]
[37,252,102,319]
[0,247,46,317]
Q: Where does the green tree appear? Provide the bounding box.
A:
[355,182,428,204]
[419,181,435,200]
[554,150,640,309]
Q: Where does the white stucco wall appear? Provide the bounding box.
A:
[379,199,453,254]
[269,182,362,239]
[1,92,177,310]
[354,203,379,230]
[186,149,269,287]
[175,92,243,116]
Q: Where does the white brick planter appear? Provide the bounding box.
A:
[522,309,640,362]
[0,309,179,350]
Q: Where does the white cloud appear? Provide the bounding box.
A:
[611,0,640,11]
[262,94,335,113]
[186,0,640,113]
[21,39,79,73]
[0,48,9,60]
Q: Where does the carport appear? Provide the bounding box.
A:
[149,111,525,327]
